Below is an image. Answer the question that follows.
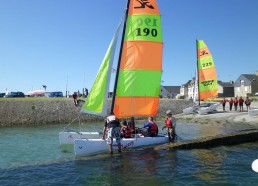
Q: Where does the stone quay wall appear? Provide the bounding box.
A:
[0,99,193,127]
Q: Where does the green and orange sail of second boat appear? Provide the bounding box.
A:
[183,40,220,115]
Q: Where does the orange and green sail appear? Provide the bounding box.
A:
[197,40,218,100]
[113,0,163,118]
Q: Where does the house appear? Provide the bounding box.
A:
[180,80,191,99]
[180,78,198,99]
[160,85,180,98]
[218,81,234,97]
[234,73,258,97]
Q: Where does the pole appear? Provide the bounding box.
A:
[110,0,130,115]
[196,40,201,106]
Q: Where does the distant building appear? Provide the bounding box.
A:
[234,73,258,97]
[218,81,234,97]
[160,85,180,98]
[180,80,191,99]
[180,78,197,99]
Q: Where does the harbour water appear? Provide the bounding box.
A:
[1,122,258,185]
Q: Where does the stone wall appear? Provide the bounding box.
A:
[0,99,193,126]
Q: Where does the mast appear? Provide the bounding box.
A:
[110,0,130,115]
[196,40,201,106]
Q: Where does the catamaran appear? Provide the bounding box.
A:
[74,0,169,156]
[183,40,221,115]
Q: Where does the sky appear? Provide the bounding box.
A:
[0,0,258,95]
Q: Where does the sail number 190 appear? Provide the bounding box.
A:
[135,18,158,37]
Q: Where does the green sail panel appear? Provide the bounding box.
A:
[199,79,218,92]
[116,70,162,97]
[125,15,162,42]
[81,22,121,117]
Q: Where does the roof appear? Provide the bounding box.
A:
[218,81,234,87]
[234,74,258,86]
[182,80,191,86]
[163,86,180,94]
[242,74,258,82]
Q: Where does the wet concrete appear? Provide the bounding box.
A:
[155,129,258,151]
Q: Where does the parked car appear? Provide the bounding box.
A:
[0,93,5,98]
[255,92,258,96]
[44,91,63,98]
[4,92,25,98]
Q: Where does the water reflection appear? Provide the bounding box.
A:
[191,149,227,182]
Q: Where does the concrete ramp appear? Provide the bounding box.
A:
[155,129,258,150]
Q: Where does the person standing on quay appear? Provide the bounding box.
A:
[229,98,233,111]
[72,92,78,106]
[234,97,238,111]
[239,96,244,112]
[221,97,227,111]
[245,97,251,111]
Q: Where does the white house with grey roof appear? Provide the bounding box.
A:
[234,72,258,97]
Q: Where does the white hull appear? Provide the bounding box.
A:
[59,132,100,151]
[74,136,169,156]
[183,106,199,114]
[248,109,258,117]
[198,102,221,115]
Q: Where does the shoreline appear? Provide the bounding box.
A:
[0,98,257,127]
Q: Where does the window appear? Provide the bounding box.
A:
[240,80,244,86]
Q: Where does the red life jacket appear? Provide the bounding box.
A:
[239,98,244,104]
[165,118,173,129]
[121,125,131,137]
[150,122,158,135]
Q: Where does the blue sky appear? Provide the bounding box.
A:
[0,0,258,94]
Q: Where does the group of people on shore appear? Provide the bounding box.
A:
[101,110,177,154]
[221,96,251,112]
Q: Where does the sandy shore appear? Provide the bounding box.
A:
[176,101,258,125]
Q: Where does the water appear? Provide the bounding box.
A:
[1,122,258,185]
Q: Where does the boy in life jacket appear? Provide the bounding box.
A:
[221,97,227,111]
[120,120,131,138]
[102,115,121,154]
[239,96,244,112]
[162,110,177,142]
[142,117,158,137]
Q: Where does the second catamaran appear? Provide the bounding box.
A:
[183,40,220,115]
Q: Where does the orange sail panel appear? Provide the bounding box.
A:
[114,0,163,118]
[197,40,218,100]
